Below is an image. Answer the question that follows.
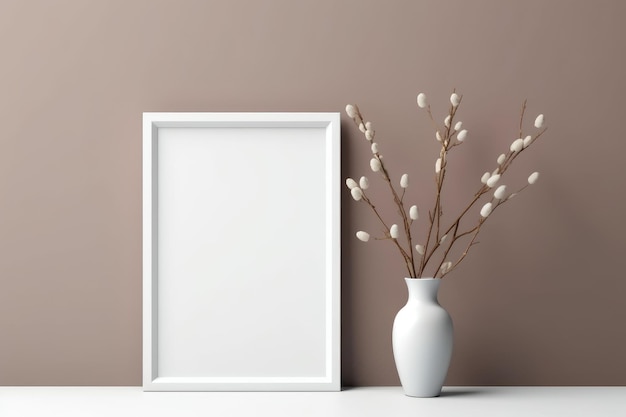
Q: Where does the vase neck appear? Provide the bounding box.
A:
[404,278,441,303]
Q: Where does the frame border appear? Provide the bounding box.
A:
[142,112,340,391]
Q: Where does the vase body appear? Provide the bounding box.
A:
[392,277,453,397]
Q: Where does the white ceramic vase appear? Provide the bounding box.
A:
[392,277,453,397]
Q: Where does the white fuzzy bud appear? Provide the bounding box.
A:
[356,231,370,242]
[400,173,409,188]
[440,261,452,274]
[454,121,462,131]
[481,172,491,184]
[480,202,493,218]
[494,184,507,200]
[346,178,358,189]
[370,158,381,172]
[390,224,399,239]
[457,129,468,142]
[450,93,460,107]
[359,123,366,133]
[486,174,501,188]
[350,187,363,201]
[534,114,544,128]
[365,121,373,131]
[409,205,419,220]
[444,115,451,127]
[436,131,443,142]
[497,153,506,165]
[440,234,448,244]
[371,142,379,153]
[345,104,357,118]
[359,176,369,190]
[365,130,374,141]
[510,138,524,153]
[415,244,425,255]
[523,135,532,148]
[528,172,540,185]
[417,93,427,108]
[435,157,442,173]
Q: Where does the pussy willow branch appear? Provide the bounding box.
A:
[359,192,414,275]
[430,104,547,278]
[377,157,417,277]
[349,108,416,277]
[436,118,547,255]
[439,190,515,276]
[419,94,461,277]
[519,100,527,138]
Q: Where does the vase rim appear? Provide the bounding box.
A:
[405,277,439,280]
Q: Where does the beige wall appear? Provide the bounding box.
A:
[0,0,625,386]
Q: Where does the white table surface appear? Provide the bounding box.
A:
[1,386,625,417]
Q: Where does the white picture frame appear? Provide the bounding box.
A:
[142,112,341,391]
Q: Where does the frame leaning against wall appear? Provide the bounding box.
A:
[142,112,341,391]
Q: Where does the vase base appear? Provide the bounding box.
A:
[403,391,441,398]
